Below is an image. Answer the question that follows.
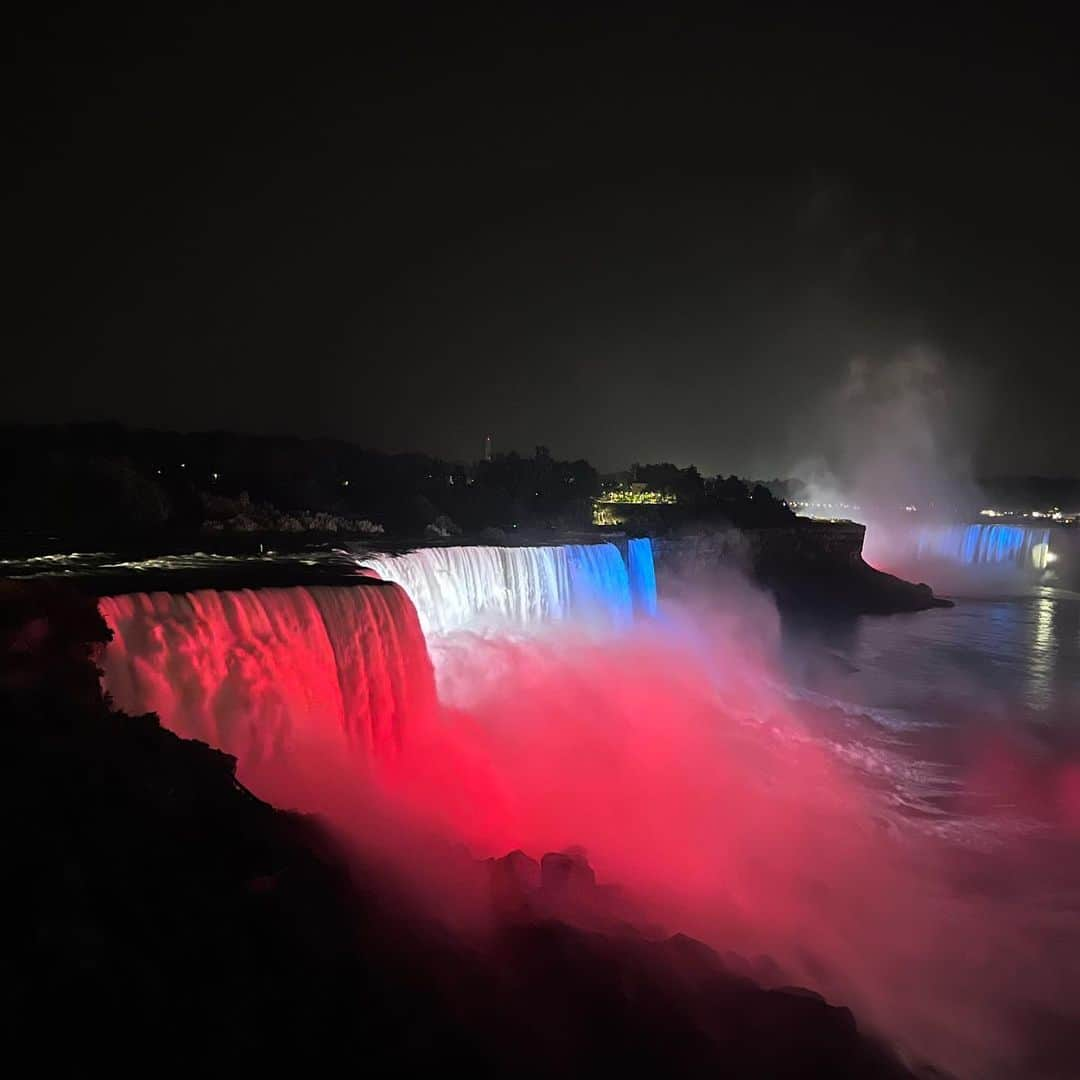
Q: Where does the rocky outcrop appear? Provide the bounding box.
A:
[653,519,951,614]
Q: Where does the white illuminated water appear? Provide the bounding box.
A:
[92,541,658,762]
[357,542,644,637]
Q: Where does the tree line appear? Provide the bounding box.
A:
[0,423,793,542]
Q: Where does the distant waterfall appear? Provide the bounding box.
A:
[358,542,636,636]
[914,524,1052,569]
[627,538,658,617]
[99,583,436,789]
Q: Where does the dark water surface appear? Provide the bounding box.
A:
[782,587,1080,725]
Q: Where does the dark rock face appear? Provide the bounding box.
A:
[759,559,952,615]
[8,582,916,1076]
[1,579,112,705]
[654,522,952,615]
[487,849,543,915]
[541,848,597,895]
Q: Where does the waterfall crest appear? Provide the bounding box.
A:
[99,582,435,782]
[359,542,638,636]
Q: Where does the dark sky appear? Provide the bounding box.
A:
[9,7,1079,477]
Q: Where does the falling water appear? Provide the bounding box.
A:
[79,533,1080,1074]
[627,537,658,617]
[99,582,436,795]
[97,541,657,788]
[914,524,1052,569]
[358,542,636,636]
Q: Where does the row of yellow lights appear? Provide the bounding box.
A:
[979,508,1072,522]
[597,490,678,505]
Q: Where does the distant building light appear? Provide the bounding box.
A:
[596,489,676,506]
[342,479,350,487]
[211,472,219,481]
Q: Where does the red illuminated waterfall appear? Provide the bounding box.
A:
[100,582,436,800]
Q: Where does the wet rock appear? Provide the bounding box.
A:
[487,849,541,914]
[540,849,596,899]
[750,952,786,985]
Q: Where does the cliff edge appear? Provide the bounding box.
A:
[654,519,952,615]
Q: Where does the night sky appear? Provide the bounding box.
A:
[10,8,1078,478]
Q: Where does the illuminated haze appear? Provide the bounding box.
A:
[789,346,987,514]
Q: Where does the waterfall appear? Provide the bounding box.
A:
[99,582,436,791]
[358,542,636,637]
[627,538,658,617]
[914,524,1052,569]
[97,540,658,794]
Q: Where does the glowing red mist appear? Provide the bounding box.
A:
[101,583,1080,1078]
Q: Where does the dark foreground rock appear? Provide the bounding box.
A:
[7,582,916,1076]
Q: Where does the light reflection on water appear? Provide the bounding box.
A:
[781,587,1080,722]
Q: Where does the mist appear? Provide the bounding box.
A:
[241,582,1080,1079]
[392,621,1075,1076]
[790,346,986,516]
[96,556,1080,1077]
[780,347,1062,593]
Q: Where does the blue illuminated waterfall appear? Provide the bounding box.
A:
[358,542,644,637]
[627,537,658,616]
[914,524,1052,569]
[565,543,633,628]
